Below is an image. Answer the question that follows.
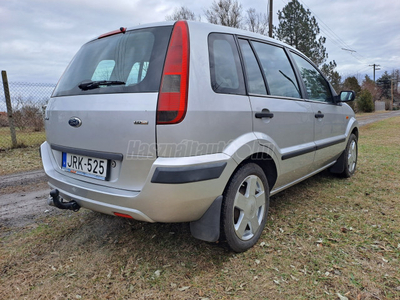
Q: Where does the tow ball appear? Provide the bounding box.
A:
[48,189,80,212]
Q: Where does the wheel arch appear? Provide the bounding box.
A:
[222,133,279,192]
[351,126,359,140]
[224,152,278,194]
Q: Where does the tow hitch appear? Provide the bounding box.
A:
[48,189,80,212]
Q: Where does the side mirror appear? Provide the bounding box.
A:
[338,90,356,102]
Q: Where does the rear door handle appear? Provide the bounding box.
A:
[255,112,274,119]
[315,112,324,118]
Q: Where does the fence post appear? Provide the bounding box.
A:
[1,70,18,147]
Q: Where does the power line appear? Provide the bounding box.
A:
[295,0,366,64]
[298,0,365,60]
[277,0,371,69]
[356,66,372,74]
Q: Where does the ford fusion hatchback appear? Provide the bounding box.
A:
[41,21,358,252]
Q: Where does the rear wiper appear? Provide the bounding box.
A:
[78,80,125,90]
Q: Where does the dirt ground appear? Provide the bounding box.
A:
[1,110,400,233]
[356,110,400,126]
[0,171,60,234]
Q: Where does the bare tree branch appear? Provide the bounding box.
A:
[204,0,243,28]
[166,6,198,21]
[245,8,268,35]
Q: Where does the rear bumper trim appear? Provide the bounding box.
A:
[151,162,227,184]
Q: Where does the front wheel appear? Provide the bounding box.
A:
[221,163,269,252]
[341,133,358,178]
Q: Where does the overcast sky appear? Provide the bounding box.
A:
[1,0,399,84]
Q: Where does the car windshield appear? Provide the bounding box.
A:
[53,26,173,97]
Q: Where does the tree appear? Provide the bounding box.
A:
[275,0,327,66]
[321,60,341,92]
[342,76,361,96]
[391,69,400,104]
[361,75,379,102]
[357,89,374,112]
[376,71,391,100]
[205,0,243,28]
[342,76,361,111]
[165,6,197,21]
[245,8,268,35]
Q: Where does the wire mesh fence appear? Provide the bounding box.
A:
[1,76,56,150]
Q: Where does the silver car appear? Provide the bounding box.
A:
[41,21,358,252]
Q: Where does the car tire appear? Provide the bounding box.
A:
[221,163,269,252]
[341,133,358,178]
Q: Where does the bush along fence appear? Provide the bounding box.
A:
[1,70,56,150]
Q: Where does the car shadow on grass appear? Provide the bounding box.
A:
[26,169,348,286]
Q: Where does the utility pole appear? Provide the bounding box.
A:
[1,70,18,148]
[391,78,394,110]
[369,64,381,82]
[268,0,273,38]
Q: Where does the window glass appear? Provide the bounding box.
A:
[238,39,266,95]
[291,53,332,102]
[251,42,301,99]
[53,26,172,97]
[208,33,245,95]
[126,61,149,85]
[91,60,116,81]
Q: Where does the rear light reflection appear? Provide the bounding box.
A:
[114,212,134,219]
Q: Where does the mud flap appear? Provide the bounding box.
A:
[329,150,345,174]
[190,195,222,242]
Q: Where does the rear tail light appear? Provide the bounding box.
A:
[157,21,189,124]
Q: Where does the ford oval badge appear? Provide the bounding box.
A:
[68,117,82,128]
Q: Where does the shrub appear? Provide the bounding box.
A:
[13,105,44,131]
[346,99,357,113]
[357,89,374,112]
[0,112,8,127]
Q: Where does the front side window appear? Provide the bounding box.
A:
[252,42,301,99]
[291,53,333,102]
[208,33,245,95]
[53,26,172,97]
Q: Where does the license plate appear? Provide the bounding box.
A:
[62,153,108,180]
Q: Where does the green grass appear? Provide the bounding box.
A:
[0,146,42,175]
[1,117,400,299]
[0,127,44,175]
[0,127,45,149]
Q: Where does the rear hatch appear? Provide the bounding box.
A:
[46,25,173,190]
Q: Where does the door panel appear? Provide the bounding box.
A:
[312,102,349,169]
[290,52,347,170]
[241,40,315,188]
[251,97,315,187]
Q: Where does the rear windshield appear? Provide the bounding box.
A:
[53,26,173,97]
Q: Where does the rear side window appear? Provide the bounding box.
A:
[238,39,267,95]
[53,26,172,97]
[252,42,301,99]
[291,53,333,102]
[208,33,245,95]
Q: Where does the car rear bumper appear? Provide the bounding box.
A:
[41,142,236,222]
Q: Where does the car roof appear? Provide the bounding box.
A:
[92,21,298,53]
